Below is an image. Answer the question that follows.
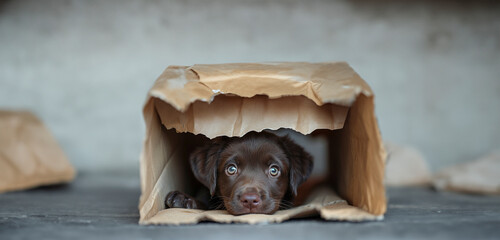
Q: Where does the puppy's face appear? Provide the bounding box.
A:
[216,138,290,214]
[190,132,313,215]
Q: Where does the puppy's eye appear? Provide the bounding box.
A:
[269,165,280,177]
[226,164,238,176]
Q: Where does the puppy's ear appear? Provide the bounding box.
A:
[279,135,313,196]
[189,137,228,196]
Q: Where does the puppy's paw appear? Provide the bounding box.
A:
[165,191,198,209]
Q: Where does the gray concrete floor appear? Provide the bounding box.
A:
[1,171,499,240]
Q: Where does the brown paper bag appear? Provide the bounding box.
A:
[0,110,75,193]
[139,62,386,225]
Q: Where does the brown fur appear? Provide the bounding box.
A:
[165,131,313,215]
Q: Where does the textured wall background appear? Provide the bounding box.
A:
[1,0,499,171]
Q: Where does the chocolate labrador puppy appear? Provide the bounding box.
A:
[165,131,313,215]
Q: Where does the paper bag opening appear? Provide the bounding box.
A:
[139,62,386,225]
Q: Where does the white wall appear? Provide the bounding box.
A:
[1,0,499,171]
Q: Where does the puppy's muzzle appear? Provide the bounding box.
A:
[240,192,261,209]
[235,187,267,213]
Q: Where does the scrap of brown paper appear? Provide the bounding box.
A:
[0,111,75,193]
[384,142,432,187]
[433,150,500,195]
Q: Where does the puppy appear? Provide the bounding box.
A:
[165,131,313,215]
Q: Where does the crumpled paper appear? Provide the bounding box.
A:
[384,142,432,186]
[0,110,75,193]
[433,150,500,195]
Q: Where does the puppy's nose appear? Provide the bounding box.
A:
[240,193,261,209]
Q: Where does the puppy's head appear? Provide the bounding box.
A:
[189,132,313,215]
